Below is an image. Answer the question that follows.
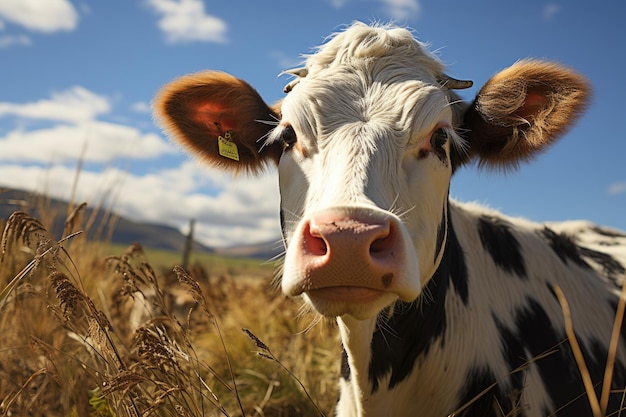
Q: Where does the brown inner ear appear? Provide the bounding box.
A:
[516,90,548,121]
[193,102,240,136]
[155,71,284,173]
[455,60,590,170]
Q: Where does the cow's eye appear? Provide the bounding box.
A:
[430,128,448,150]
[282,125,298,149]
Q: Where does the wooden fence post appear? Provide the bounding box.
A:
[182,219,195,268]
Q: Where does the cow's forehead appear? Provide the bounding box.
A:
[286,83,449,133]
[304,23,444,78]
[281,72,453,149]
[280,24,454,143]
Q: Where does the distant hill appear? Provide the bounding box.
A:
[0,188,285,259]
[0,187,211,253]
[215,239,284,260]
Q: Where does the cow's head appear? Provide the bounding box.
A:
[154,23,589,320]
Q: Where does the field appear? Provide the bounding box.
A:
[0,207,340,416]
[3,201,625,417]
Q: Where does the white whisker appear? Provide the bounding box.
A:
[375,305,400,350]
[256,115,281,125]
[396,205,416,220]
[388,194,400,214]
[255,118,282,153]
[295,314,323,335]
[281,207,304,222]
[446,98,465,107]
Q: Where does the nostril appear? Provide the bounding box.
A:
[370,234,392,254]
[303,221,328,256]
[369,222,396,256]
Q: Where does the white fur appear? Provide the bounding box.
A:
[279,23,456,302]
[333,201,626,417]
[273,23,626,417]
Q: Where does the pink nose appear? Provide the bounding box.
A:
[295,209,403,293]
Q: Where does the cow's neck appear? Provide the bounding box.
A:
[336,316,378,416]
[335,207,466,416]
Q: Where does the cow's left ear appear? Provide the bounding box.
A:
[454,59,590,169]
[154,71,283,174]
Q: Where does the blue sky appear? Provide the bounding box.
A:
[0,0,624,248]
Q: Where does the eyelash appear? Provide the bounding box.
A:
[430,128,448,149]
[281,125,298,149]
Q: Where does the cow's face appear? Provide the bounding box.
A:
[272,29,466,319]
[154,23,589,320]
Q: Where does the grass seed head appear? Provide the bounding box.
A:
[48,271,84,320]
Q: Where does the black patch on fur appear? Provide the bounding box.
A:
[434,207,447,263]
[478,216,527,278]
[340,348,350,381]
[587,338,626,414]
[579,246,625,281]
[455,367,509,417]
[514,298,588,416]
[492,317,527,405]
[499,298,591,417]
[446,218,470,304]
[610,298,626,344]
[368,214,469,392]
[279,208,286,241]
[542,227,625,283]
[598,297,626,400]
[592,226,626,240]
[541,227,590,269]
[278,206,291,251]
[495,297,626,416]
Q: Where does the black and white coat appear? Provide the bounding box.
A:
[155,22,626,417]
[336,201,626,416]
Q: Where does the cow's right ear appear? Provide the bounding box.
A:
[153,71,283,174]
[454,60,590,170]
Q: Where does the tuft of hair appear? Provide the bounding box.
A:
[304,21,444,78]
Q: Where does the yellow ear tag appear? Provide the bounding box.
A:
[217,131,239,161]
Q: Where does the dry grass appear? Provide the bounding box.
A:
[0,207,340,417]
[3,193,625,417]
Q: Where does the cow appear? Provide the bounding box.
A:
[154,22,626,417]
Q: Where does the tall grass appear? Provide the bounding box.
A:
[4,190,624,417]
[0,205,339,417]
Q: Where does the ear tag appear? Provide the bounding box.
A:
[217,131,239,161]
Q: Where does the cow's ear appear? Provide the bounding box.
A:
[154,71,283,174]
[454,59,590,169]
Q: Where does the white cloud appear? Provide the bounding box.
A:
[131,101,151,113]
[145,0,227,44]
[0,86,110,123]
[0,162,282,248]
[382,0,421,20]
[0,164,127,210]
[0,86,176,164]
[270,51,304,71]
[608,182,626,195]
[0,34,31,48]
[0,121,177,164]
[0,0,79,33]
[328,0,421,20]
[115,164,281,247]
[542,4,562,21]
[328,0,349,8]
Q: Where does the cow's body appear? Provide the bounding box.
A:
[336,201,626,416]
[154,23,626,416]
